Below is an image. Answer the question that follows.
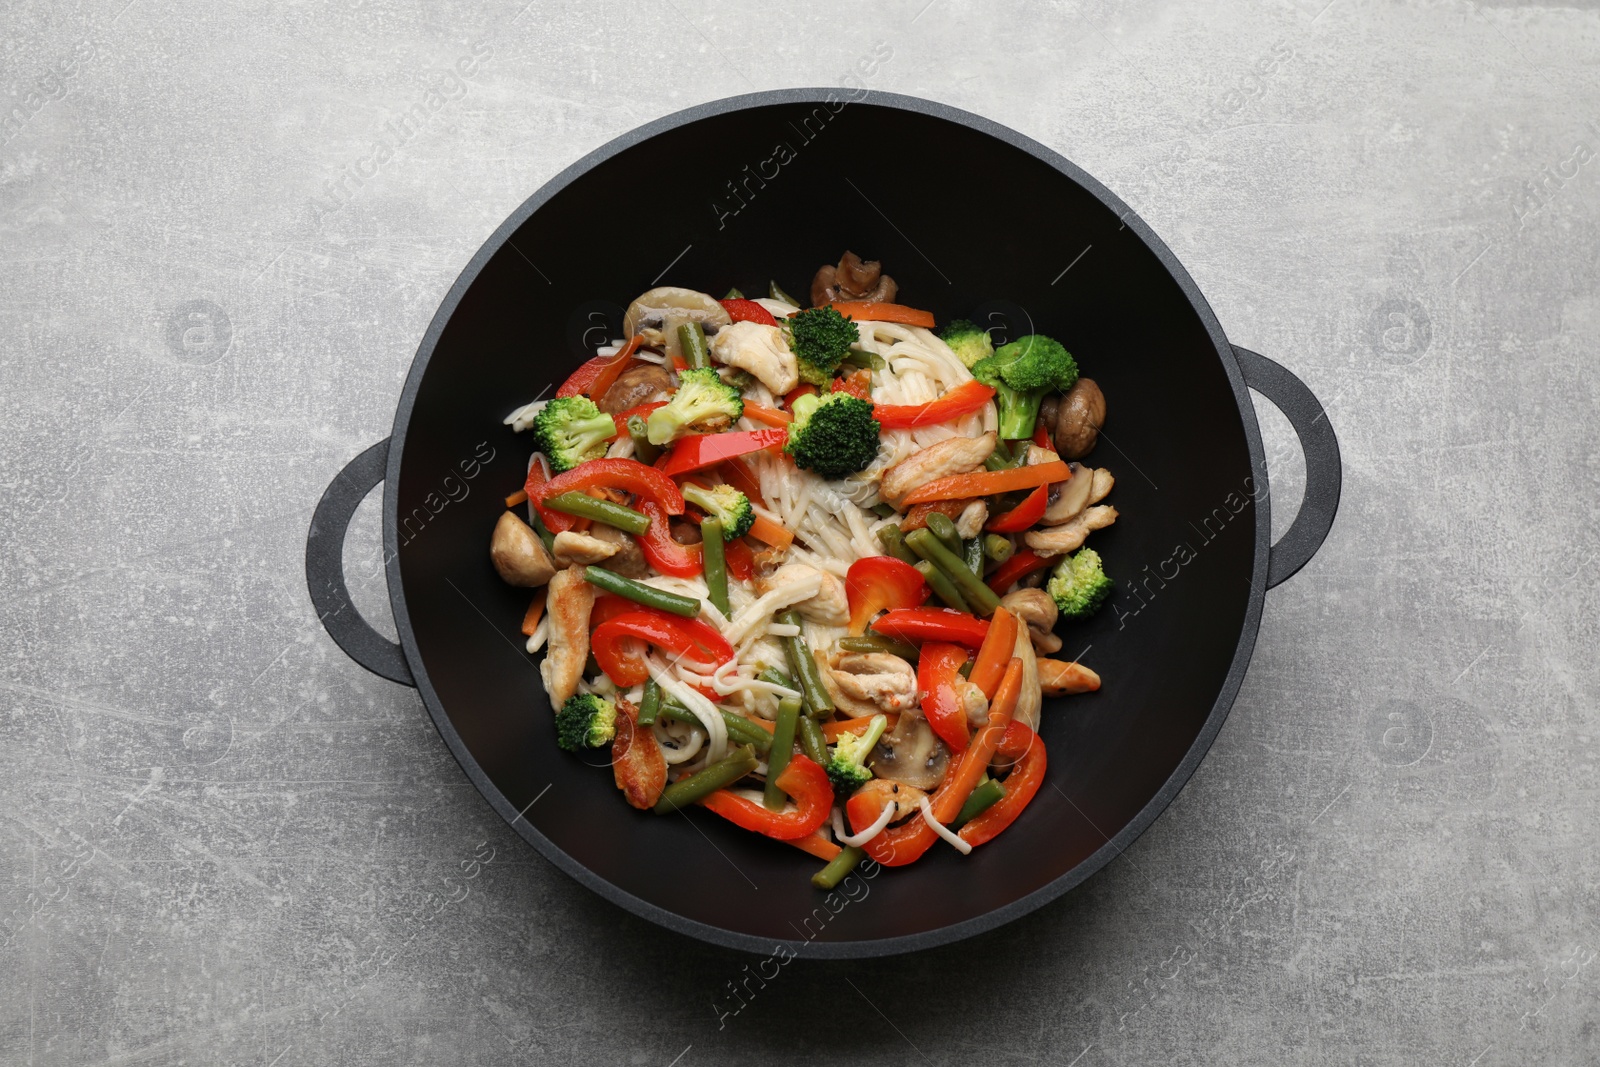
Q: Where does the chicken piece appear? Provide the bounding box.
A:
[1038,658,1102,696]
[955,500,988,540]
[880,431,998,507]
[1011,617,1042,734]
[824,652,919,716]
[1089,467,1115,505]
[539,566,594,706]
[1024,505,1118,556]
[958,677,989,729]
[588,524,648,578]
[612,697,666,809]
[1026,443,1061,466]
[552,530,620,568]
[708,321,797,395]
[1001,588,1063,655]
[490,512,556,587]
[760,563,849,627]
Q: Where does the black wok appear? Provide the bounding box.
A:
[305,90,1340,957]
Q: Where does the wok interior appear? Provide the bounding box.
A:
[393,99,1256,947]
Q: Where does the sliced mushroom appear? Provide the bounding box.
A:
[869,712,949,791]
[490,511,556,587]
[1042,462,1095,525]
[1000,588,1062,656]
[1025,505,1118,556]
[596,363,672,415]
[811,251,898,306]
[588,524,648,578]
[623,287,732,360]
[1053,378,1106,459]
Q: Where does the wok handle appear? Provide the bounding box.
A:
[304,438,416,686]
[1233,347,1342,589]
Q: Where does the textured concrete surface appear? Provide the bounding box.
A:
[4,0,1599,1063]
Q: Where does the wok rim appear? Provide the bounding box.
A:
[382,88,1270,958]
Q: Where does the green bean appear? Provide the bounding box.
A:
[876,524,919,565]
[764,696,802,811]
[659,704,773,755]
[627,414,660,465]
[811,845,865,890]
[915,560,970,613]
[797,714,829,766]
[905,528,1003,616]
[925,512,963,556]
[678,321,712,370]
[952,777,1007,829]
[776,609,836,716]
[769,280,801,307]
[723,286,745,300]
[838,634,920,662]
[759,667,795,691]
[958,658,974,680]
[546,491,649,536]
[983,533,1014,564]
[869,502,897,519]
[985,440,1025,472]
[637,679,662,726]
[582,566,701,617]
[701,517,730,616]
[964,536,985,576]
[528,508,557,552]
[654,745,758,814]
[844,349,887,371]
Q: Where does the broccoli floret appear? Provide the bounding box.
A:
[941,319,993,368]
[530,396,617,473]
[784,391,881,479]
[972,334,1079,440]
[646,367,744,446]
[555,693,617,751]
[786,306,859,386]
[825,715,889,795]
[1047,547,1113,620]
[682,483,754,540]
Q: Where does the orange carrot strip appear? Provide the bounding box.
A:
[505,489,529,508]
[934,657,1022,823]
[967,608,1018,700]
[825,301,936,328]
[748,512,794,550]
[900,461,1073,506]
[787,830,842,862]
[744,402,792,428]
[520,589,547,637]
[823,713,900,742]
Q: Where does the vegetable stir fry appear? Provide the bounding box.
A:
[489,252,1117,885]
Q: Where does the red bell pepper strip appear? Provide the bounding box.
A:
[986,482,1049,533]
[871,607,990,648]
[528,457,685,534]
[698,754,833,841]
[719,298,778,326]
[1032,421,1052,449]
[918,641,972,751]
[984,549,1055,595]
[724,537,755,583]
[556,335,643,399]
[845,556,927,636]
[660,428,788,478]
[635,499,703,578]
[848,656,1024,866]
[605,400,668,442]
[833,369,872,400]
[590,609,733,688]
[959,720,1046,847]
[589,593,639,629]
[719,457,768,509]
[872,380,995,431]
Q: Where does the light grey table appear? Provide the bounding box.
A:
[4,1,1596,1063]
